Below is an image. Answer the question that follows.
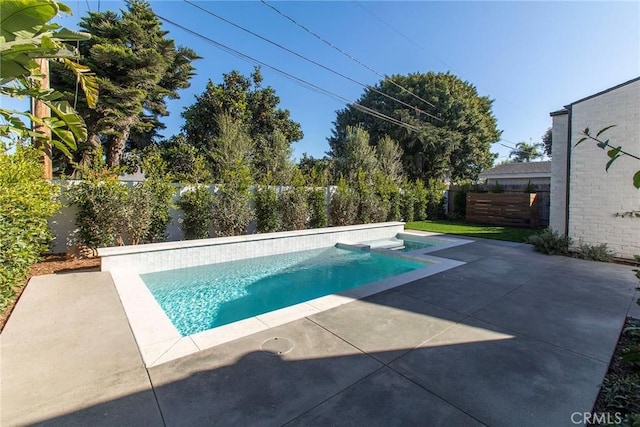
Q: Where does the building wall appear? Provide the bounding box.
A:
[550,112,569,234]
[568,80,640,259]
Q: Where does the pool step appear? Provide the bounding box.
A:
[335,242,371,252]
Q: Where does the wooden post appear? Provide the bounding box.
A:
[33,58,53,179]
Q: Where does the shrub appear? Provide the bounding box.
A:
[212,187,253,237]
[307,188,328,229]
[355,170,386,223]
[139,148,176,242]
[574,242,615,262]
[400,179,416,222]
[329,177,357,226]
[413,180,428,221]
[0,145,61,314]
[68,175,129,248]
[523,180,537,193]
[278,188,308,231]
[254,185,280,233]
[425,178,446,219]
[125,184,154,245]
[212,159,254,237]
[489,182,505,193]
[178,186,212,240]
[387,187,402,221]
[526,228,571,256]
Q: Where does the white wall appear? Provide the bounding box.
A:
[567,80,640,259]
[550,112,569,235]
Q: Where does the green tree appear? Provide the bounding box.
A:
[542,127,552,157]
[182,68,302,180]
[334,125,378,184]
[51,0,198,170]
[1,0,97,156]
[156,134,211,184]
[376,135,403,183]
[509,141,543,163]
[329,72,500,182]
[298,153,331,185]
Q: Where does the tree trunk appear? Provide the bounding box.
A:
[106,117,134,167]
[33,58,52,179]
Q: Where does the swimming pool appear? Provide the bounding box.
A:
[141,246,427,336]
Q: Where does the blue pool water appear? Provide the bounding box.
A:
[141,247,427,336]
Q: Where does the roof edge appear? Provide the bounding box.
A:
[570,76,640,106]
[550,108,568,117]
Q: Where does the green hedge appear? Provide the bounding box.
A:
[0,146,60,314]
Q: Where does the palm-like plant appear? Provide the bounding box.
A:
[509,142,543,163]
[1,0,97,156]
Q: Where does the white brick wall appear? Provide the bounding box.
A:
[550,112,569,234]
[567,79,640,259]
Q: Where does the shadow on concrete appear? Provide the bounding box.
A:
[31,283,623,427]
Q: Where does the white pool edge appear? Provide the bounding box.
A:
[111,252,466,368]
[105,226,472,367]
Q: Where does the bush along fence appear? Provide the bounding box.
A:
[49,178,446,253]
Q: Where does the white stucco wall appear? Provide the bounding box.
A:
[568,79,640,259]
[550,112,569,235]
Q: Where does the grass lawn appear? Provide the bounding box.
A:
[405,220,540,243]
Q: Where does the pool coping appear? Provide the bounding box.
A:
[110,231,472,367]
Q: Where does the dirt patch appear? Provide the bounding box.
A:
[29,254,101,276]
[591,317,640,425]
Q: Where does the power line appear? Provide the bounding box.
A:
[260,0,437,110]
[156,14,422,134]
[183,0,441,123]
[354,1,454,71]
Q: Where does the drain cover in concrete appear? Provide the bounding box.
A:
[261,337,294,355]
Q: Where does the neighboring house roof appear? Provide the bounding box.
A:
[479,161,551,180]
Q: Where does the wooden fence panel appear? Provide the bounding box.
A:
[466,193,540,228]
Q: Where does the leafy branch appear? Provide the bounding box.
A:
[575,125,640,189]
[0,0,98,155]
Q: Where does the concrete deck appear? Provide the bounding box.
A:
[2,238,638,426]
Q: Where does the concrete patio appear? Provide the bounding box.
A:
[2,238,638,426]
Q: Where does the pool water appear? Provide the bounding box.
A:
[141,246,427,336]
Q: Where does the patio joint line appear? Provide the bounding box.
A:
[280,365,388,426]
[387,365,489,427]
[304,316,380,363]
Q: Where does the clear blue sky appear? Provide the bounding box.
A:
[49,1,640,162]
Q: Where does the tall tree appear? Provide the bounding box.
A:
[182,67,302,180]
[375,135,403,183]
[51,0,198,170]
[542,127,552,157]
[509,141,543,163]
[329,72,500,182]
[334,126,378,183]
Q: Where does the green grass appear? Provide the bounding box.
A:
[405,220,540,243]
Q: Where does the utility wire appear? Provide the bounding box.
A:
[355,1,454,71]
[260,0,437,110]
[183,0,441,123]
[156,14,421,134]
